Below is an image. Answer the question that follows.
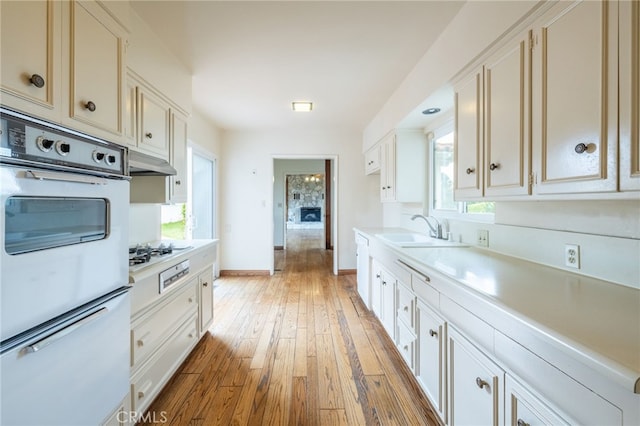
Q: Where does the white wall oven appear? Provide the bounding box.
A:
[0,107,131,425]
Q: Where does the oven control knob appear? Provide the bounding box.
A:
[55,141,71,156]
[92,150,105,163]
[36,136,55,152]
[105,154,117,165]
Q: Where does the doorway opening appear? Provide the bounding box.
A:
[272,156,337,275]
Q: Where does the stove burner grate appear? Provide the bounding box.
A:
[128,243,174,266]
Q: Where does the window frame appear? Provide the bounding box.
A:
[426,115,494,224]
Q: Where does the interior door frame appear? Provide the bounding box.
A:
[271,155,338,276]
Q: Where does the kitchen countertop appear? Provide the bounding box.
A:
[354,227,640,394]
[129,239,219,282]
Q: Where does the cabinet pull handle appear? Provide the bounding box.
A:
[138,380,152,399]
[382,281,386,286]
[466,167,475,174]
[517,420,530,426]
[175,180,182,185]
[403,305,409,312]
[489,162,500,171]
[475,377,489,390]
[403,345,409,351]
[386,185,391,189]
[84,101,96,112]
[376,274,381,279]
[574,142,588,154]
[202,281,208,287]
[429,329,438,337]
[395,259,430,283]
[145,132,153,139]
[29,73,45,88]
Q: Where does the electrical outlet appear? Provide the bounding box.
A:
[477,229,489,247]
[565,244,580,269]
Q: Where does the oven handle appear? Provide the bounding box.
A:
[25,169,108,185]
[21,307,109,355]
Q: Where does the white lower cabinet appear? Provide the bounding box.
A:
[506,375,570,426]
[448,326,504,426]
[199,266,214,333]
[130,279,199,415]
[416,300,447,423]
[371,259,396,340]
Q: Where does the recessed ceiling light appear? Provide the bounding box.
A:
[292,102,313,112]
[422,107,441,115]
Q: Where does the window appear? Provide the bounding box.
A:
[430,120,494,219]
[161,145,216,240]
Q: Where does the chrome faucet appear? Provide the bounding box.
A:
[411,214,444,239]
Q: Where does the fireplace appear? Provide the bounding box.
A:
[300,207,322,222]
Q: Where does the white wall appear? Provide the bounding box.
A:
[273,159,325,247]
[220,127,381,273]
[363,0,541,149]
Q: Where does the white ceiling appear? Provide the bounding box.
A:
[130,1,464,131]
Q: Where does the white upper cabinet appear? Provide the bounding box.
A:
[380,130,426,203]
[1,0,62,122]
[64,1,126,139]
[620,0,640,192]
[454,67,484,200]
[364,144,381,175]
[169,111,188,203]
[531,0,618,195]
[484,31,531,197]
[0,0,126,143]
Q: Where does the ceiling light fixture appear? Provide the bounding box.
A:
[292,101,313,112]
[422,107,441,115]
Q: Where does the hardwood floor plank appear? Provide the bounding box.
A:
[139,228,440,426]
[315,333,345,410]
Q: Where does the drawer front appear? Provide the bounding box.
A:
[131,282,197,367]
[441,294,494,354]
[397,282,415,330]
[131,315,198,413]
[397,320,417,371]
[413,272,439,308]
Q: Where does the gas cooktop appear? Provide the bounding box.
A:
[129,243,176,266]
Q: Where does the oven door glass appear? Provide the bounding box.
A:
[4,197,108,254]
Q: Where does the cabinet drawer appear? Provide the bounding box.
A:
[441,294,494,353]
[131,315,198,413]
[397,320,416,371]
[131,282,197,367]
[397,282,415,330]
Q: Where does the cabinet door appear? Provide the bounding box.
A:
[532,0,618,194]
[371,260,383,319]
[417,301,446,423]
[484,31,531,197]
[620,0,640,191]
[454,67,484,200]
[364,144,381,175]
[199,268,214,333]
[124,76,137,146]
[448,327,503,426]
[0,0,61,121]
[68,1,125,137]
[505,375,571,426]
[380,134,396,201]
[380,271,396,340]
[170,112,188,203]
[138,87,170,159]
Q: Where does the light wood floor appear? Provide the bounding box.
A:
[140,229,440,425]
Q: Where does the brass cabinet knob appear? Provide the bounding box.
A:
[429,329,438,337]
[574,143,588,154]
[475,377,489,390]
[489,162,500,171]
[84,101,96,112]
[29,73,45,88]
[466,167,475,175]
[145,132,153,139]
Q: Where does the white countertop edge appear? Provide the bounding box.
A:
[354,227,640,395]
